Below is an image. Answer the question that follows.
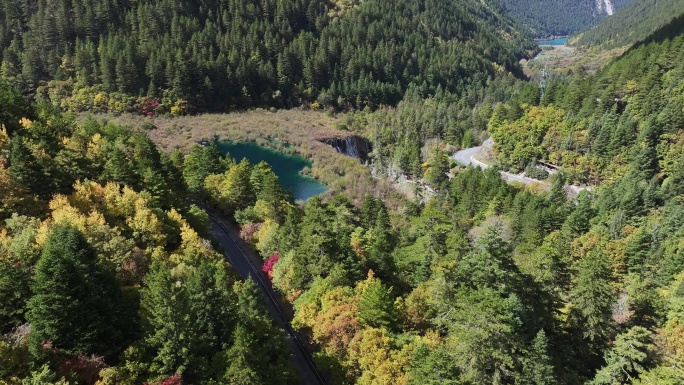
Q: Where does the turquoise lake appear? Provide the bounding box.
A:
[215,141,327,201]
[535,37,567,46]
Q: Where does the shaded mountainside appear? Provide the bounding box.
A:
[0,0,534,113]
[497,0,633,37]
[571,0,684,49]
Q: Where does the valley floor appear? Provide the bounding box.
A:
[86,110,405,207]
[522,43,626,79]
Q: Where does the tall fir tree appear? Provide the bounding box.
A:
[27,224,128,359]
[568,248,615,362]
[520,330,556,385]
[140,261,193,377]
[8,136,43,196]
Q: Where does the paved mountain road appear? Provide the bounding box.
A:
[452,145,486,168]
[452,145,539,185]
[207,211,325,385]
[452,142,592,195]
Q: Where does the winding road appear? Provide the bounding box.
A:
[453,145,539,185]
[206,210,325,385]
[453,141,592,196]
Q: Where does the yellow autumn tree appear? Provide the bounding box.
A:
[347,327,414,385]
[271,250,298,299]
[168,208,222,266]
[41,192,148,284]
[126,195,167,249]
[312,287,359,360]
[0,124,8,146]
[255,218,279,257]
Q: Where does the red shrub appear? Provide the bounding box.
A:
[261,252,279,279]
[59,355,107,385]
[145,374,183,385]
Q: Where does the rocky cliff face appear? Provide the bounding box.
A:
[323,136,373,163]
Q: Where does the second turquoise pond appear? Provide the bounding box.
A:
[535,37,568,46]
[215,141,327,201]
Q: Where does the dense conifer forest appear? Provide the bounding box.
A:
[571,0,684,49]
[495,0,632,37]
[2,0,684,384]
[0,0,533,113]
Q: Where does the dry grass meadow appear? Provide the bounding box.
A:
[522,45,626,79]
[86,109,406,207]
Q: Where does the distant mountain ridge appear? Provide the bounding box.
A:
[571,0,684,49]
[497,0,633,37]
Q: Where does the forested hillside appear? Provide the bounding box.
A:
[363,75,539,179]
[571,0,684,49]
[0,0,533,113]
[0,89,296,384]
[169,17,684,385]
[2,0,684,383]
[496,0,632,37]
[218,15,684,385]
[491,14,684,184]
[471,16,684,384]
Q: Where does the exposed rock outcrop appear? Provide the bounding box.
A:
[323,136,372,163]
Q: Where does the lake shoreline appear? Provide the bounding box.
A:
[82,110,409,208]
[215,141,327,201]
[534,36,568,46]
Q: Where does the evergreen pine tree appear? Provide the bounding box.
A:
[569,248,614,353]
[360,194,378,229]
[219,325,263,385]
[278,206,302,254]
[562,191,594,238]
[221,158,255,211]
[102,145,134,187]
[0,81,33,135]
[183,144,225,196]
[591,327,654,385]
[520,330,556,385]
[27,224,127,359]
[0,257,32,333]
[184,261,236,380]
[408,344,462,385]
[8,136,43,196]
[370,202,395,275]
[425,146,450,190]
[140,261,192,377]
[358,272,397,329]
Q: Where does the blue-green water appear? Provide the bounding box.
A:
[535,37,567,46]
[215,141,327,201]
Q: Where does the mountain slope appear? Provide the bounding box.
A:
[483,19,684,383]
[571,0,684,49]
[491,12,684,184]
[497,0,633,37]
[0,0,534,113]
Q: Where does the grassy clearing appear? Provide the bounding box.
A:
[84,109,407,208]
[522,45,626,77]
